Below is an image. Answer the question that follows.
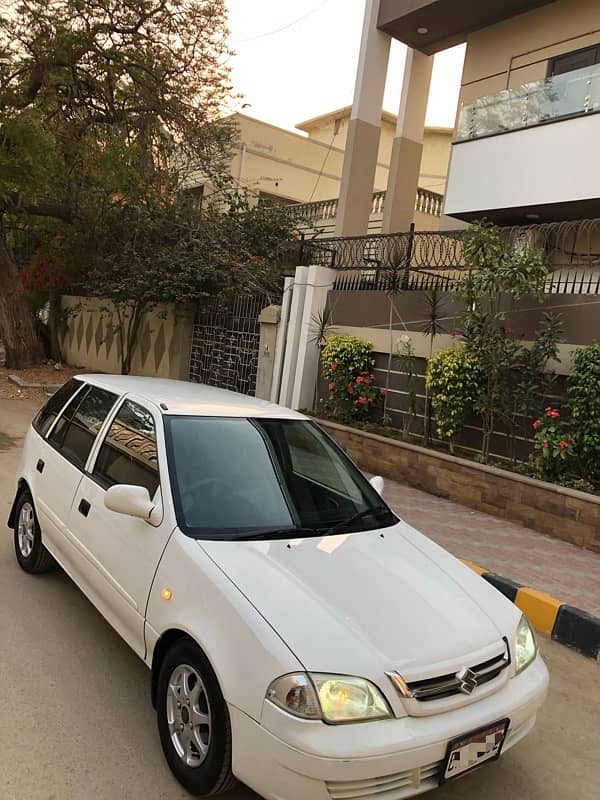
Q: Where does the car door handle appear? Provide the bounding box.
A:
[36,459,45,473]
[78,498,91,518]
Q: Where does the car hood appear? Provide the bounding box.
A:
[199,521,519,680]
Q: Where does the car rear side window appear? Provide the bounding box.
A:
[32,378,83,437]
[92,400,160,497]
[48,385,118,470]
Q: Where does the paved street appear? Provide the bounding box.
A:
[1,398,599,800]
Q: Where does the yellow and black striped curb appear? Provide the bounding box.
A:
[462,560,600,661]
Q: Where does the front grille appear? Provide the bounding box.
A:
[406,643,510,703]
[326,760,443,800]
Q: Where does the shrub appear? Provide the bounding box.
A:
[567,343,600,482]
[531,407,577,482]
[426,346,482,450]
[321,335,379,422]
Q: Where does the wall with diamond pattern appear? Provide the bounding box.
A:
[59,296,195,378]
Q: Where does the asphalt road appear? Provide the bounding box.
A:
[1,398,599,800]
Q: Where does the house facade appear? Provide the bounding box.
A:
[340,0,600,233]
[192,110,452,233]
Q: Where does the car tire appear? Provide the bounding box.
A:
[156,638,238,797]
[13,490,54,574]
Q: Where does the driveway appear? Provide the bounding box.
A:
[1,398,598,800]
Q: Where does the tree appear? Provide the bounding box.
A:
[455,220,549,462]
[82,192,293,374]
[0,0,235,367]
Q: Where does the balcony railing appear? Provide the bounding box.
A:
[283,187,444,226]
[456,62,600,142]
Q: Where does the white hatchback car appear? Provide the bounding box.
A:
[10,375,548,799]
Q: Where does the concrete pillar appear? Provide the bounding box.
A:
[255,305,281,401]
[334,0,391,237]
[382,48,433,234]
[270,277,294,404]
[279,266,309,408]
[291,265,336,411]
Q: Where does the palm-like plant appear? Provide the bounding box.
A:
[421,287,448,444]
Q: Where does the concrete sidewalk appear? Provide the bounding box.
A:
[384,479,600,619]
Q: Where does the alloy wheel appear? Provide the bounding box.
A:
[17,502,35,559]
[166,664,212,768]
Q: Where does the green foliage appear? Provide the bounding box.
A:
[426,346,482,446]
[567,343,600,481]
[321,335,380,422]
[531,407,577,481]
[456,220,551,461]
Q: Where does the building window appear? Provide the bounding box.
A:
[183,184,204,211]
[548,45,600,77]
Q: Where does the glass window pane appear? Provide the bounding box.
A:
[166,417,395,539]
[93,400,160,496]
[33,378,83,437]
[49,386,117,469]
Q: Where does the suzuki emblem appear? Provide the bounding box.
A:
[456,666,478,695]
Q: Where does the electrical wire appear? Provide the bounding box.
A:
[308,132,337,202]
[234,0,333,43]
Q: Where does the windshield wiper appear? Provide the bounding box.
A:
[324,506,392,537]
[232,526,322,542]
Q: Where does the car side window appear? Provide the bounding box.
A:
[92,399,160,497]
[32,378,83,437]
[48,385,118,470]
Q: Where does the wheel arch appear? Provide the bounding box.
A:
[151,629,195,708]
[7,479,31,529]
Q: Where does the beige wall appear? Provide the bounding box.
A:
[225,113,452,205]
[60,296,194,379]
[459,0,600,106]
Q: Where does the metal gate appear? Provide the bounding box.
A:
[188,295,274,396]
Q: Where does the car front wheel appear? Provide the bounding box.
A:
[13,491,54,574]
[156,638,237,796]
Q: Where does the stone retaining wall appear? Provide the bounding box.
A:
[317,418,600,553]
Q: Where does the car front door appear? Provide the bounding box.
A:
[69,397,175,658]
[34,382,119,578]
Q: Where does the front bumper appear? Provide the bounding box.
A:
[230,655,549,800]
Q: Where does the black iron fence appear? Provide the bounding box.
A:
[300,218,600,279]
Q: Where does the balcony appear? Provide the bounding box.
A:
[285,187,445,237]
[445,65,600,224]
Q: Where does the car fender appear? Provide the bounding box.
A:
[145,529,303,722]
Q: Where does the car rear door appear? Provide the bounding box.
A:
[69,396,175,658]
[33,382,119,578]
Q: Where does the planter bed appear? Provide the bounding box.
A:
[316,417,600,554]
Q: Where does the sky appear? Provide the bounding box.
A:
[225,0,466,133]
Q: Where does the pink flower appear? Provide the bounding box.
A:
[503,326,513,335]
[533,419,541,430]
[356,376,364,384]
[357,396,368,405]
[559,440,569,450]
[551,410,560,419]
[380,387,386,396]
[347,383,354,395]
[331,363,338,372]
[328,382,335,391]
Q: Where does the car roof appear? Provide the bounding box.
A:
[76,374,308,419]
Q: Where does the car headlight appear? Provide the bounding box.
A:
[267,673,392,723]
[515,614,537,674]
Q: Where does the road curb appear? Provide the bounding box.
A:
[462,560,600,661]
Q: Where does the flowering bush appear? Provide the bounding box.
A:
[426,345,482,450]
[532,407,576,481]
[321,335,380,422]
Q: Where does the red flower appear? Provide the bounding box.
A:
[357,396,368,405]
[545,406,552,413]
[551,410,560,419]
[559,440,569,450]
[502,326,513,335]
[328,382,335,391]
[451,331,458,339]
[347,383,354,394]
[331,363,338,372]
[356,376,364,384]
[533,419,541,430]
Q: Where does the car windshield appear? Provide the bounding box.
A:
[164,416,397,540]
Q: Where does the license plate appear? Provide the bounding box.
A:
[441,719,510,783]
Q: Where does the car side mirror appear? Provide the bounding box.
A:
[104,484,154,521]
[369,475,385,496]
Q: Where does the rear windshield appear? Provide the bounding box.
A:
[164,416,396,540]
